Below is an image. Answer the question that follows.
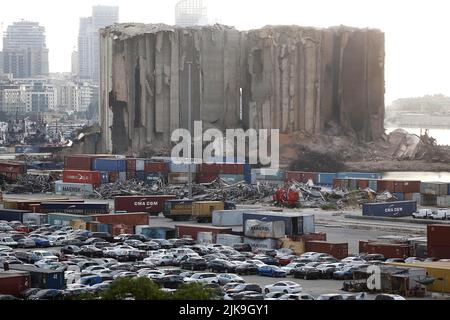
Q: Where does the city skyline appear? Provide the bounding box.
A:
[0,0,450,103]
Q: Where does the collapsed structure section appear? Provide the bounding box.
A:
[100,24,385,154]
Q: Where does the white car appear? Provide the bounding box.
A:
[32,250,58,261]
[430,209,449,220]
[300,252,330,261]
[375,294,406,300]
[82,266,110,274]
[245,259,267,267]
[184,273,219,284]
[412,209,433,219]
[279,293,315,300]
[35,259,61,269]
[264,281,302,294]
[144,255,174,266]
[140,270,165,279]
[47,235,66,246]
[341,256,366,264]
[217,273,245,285]
[281,262,305,275]
[0,237,18,248]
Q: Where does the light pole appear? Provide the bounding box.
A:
[188,62,193,200]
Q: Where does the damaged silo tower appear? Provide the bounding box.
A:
[100,24,385,155]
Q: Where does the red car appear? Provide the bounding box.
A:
[278,255,297,266]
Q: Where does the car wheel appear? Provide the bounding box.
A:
[283,290,288,294]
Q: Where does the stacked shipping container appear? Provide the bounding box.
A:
[428,225,450,259]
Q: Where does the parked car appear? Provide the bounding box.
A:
[61,245,81,255]
[184,273,219,284]
[29,289,65,300]
[180,257,208,271]
[374,294,406,300]
[430,209,449,220]
[412,209,433,219]
[257,265,287,278]
[16,238,36,248]
[208,259,236,273]
[154,275,185,289]
[0,236,18,248]
[281,262,305,275]
[232,243,252,252]
[78,245,104,258]
[217,273,245,285]
[253,255,279,266]
[317,294,345,300]
[279,293,315,300]
[264,281,302,294]
[144,255,174,266]
[226,283,262,294]
[293,266,321,280]
[235,262,259,275]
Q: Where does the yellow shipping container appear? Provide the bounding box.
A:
[192,201,225,222]
[280,238,305,255]
[388,262,450,293]
[3,200,18,209]
[70,220,87,230]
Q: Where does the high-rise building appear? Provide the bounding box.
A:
[71,50,79,78]
[175,0,208,27]
[78,6,119,82]
[2,21,49,78]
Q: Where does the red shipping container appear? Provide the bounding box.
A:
[427,245,450,259]
[64,155,95,171]
[357,179,369,189]
[286,171,317,183]
[288,233,327,242]
[200,164,244,175]
[305,241,348,260]
[359,241,369,253]
[126,159,136,171]
[0,271,30,297]
[91,213,150,226]
[365,243,412,259]
[63,170,101,186]
[197,173,219,183]
[393,181,421,193]
[427,225,450,246]
[114,195,176,214]
[0,162,26,174]
[144,162,169,173]
[126,171,136,180]
[176,225,233,241]
[377,180,395,193]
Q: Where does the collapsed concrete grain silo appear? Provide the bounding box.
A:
[99,23,384,155]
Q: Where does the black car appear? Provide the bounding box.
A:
[126,234,149,242]
[151,239,173,249]
[14,251,39,264]
[61,245,81,255]
[235,263,259,275]
[154,275,185,289]
[232,243,252,252]
[29,289,65,300]
[91,232,114,243]
[78,245,104,258]
[61,238,84,246]
[0,295,20,300]
[293,266,321,280]
[226,284,262,294]
[208,259,236,273]
[181,257,208,271]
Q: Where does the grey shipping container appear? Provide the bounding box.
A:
[421,182,449,196]
[244,237,279,250]
[135,226,176,239]
[55,181,94,195]
[244,220,285,239]
[362,201,417,217]
[242,212,315,236]
[212,209,267,227]
[421,195,437,206]
[0,209,30,222]
[22,213,47,226]
[437,196,450,208]
[302,214,315,234]
[216,234,244,246]
[197,232,214,244]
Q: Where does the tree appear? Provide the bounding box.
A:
[172,283,218,300]
[101,277,169,300]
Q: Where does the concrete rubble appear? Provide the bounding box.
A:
[100,23,385,154]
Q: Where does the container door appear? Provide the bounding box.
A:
[292,218,299,235]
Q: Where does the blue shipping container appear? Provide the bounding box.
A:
[143,172,166,183]
[337,172,382,180]
[362,201,417,218]
[393,193,405,201]
[15,145,40,154]
[244,164,252,184]
[0,209,30,222]
[317,173,337,185]
[10,265,65,289]
[40,203,109,215]
[93,158,126,172]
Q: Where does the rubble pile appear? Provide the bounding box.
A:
[5,174,55,194]
[88,178,277,204]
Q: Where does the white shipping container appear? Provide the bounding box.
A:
[302,214,315,234]
[55,181,94,195]
[244,220,285,239]
[136,160,145,171]
[197,232,213,244]
[437,195,450,208]
[135,225,151,235]
[119,172,127,182]
[22,213,47,226]
[212,209,267,227]
[412,193,421,205]
[244,237,279,250]
[216,234,244,246]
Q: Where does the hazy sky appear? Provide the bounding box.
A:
[1,0,449,104]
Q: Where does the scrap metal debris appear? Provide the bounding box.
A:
[5,174,55,194]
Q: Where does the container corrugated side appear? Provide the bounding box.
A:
[437,195,450,208]
[362,201,417,217]
[244,220,285,239]
[244,237,279,250]
[216,234,244,246]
